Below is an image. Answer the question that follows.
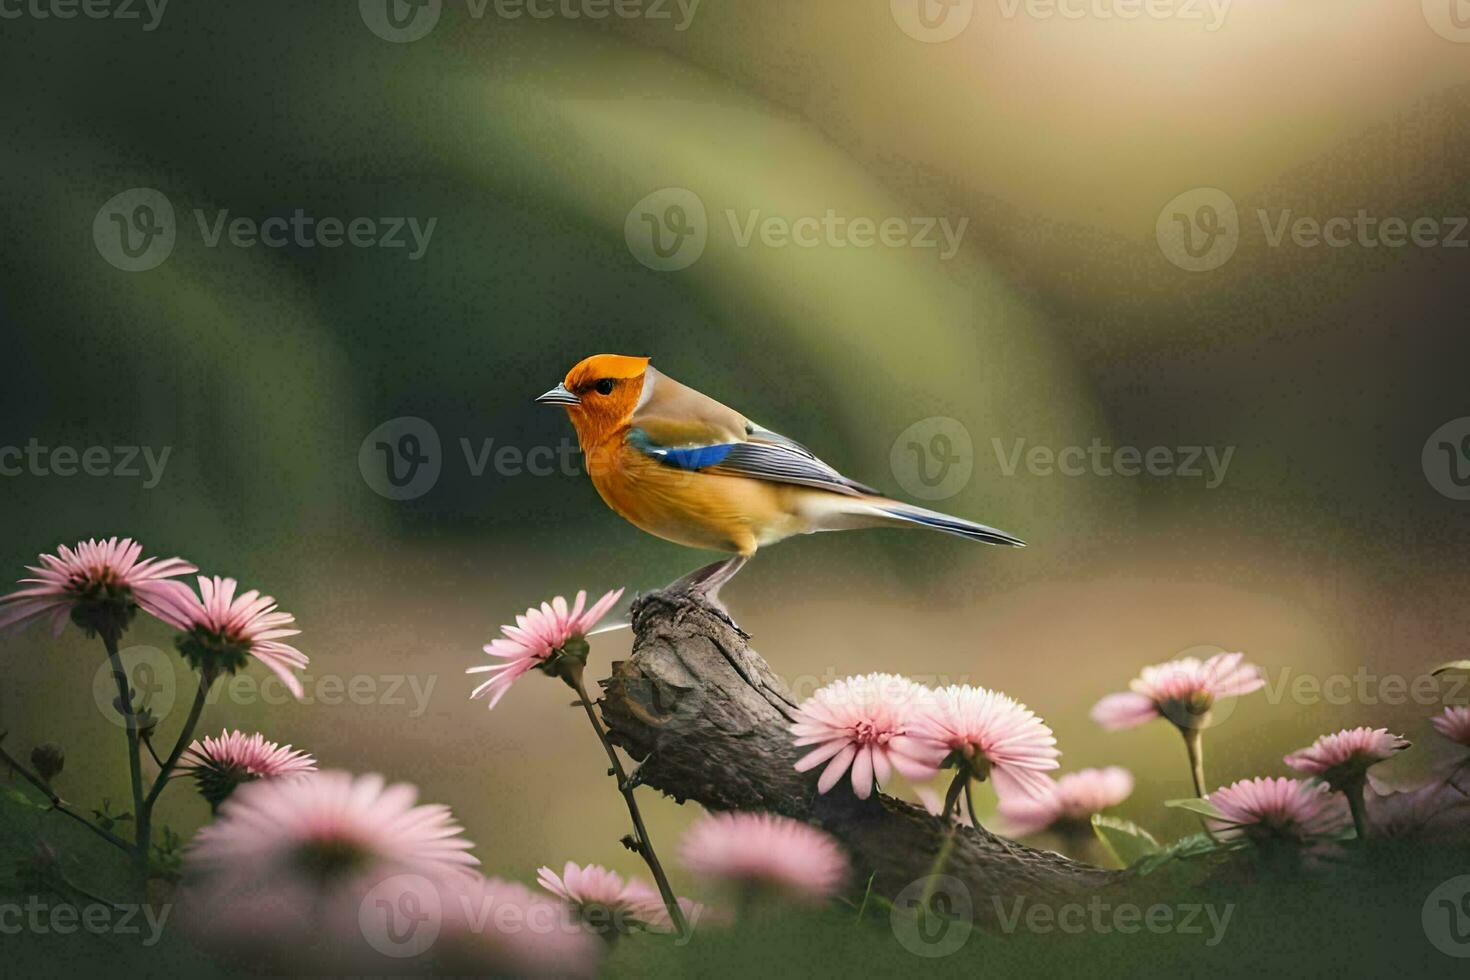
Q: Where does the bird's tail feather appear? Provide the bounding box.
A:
[808,495,1025,547]
[875,502,1026,547]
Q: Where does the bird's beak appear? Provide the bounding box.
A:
[535,383,580,406]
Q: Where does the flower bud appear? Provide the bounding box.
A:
[29,743,64,782]
[135,707,159,740]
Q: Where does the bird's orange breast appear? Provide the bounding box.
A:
[583,436,804,556]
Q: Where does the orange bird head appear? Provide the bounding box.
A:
[535,354,650,447]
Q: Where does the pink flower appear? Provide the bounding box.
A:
[179,729,318,810]
[910,685,1060,801]
[186,770,479,884]
[180,771,479,969]
[435,876,604,978]
[1206,777,1349,842]
[1365,781,1470,841]
[1283,727,1410,791]
[791,673,946,800]
[679,812,847,902]
[153,575,308,698]
[996,767,1135,837]
[0,537,195,638]
[535,861,669,934]
[1431,706,1470,747]
[467,588,624,710]
[1091,651,1263,731]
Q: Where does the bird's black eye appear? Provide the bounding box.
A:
[594,379,615,395]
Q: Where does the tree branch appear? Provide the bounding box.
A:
[598,590,1126,921]
[0,733,132,854]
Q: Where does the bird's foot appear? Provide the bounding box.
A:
[663,555,743,595]
[662,555,750,638]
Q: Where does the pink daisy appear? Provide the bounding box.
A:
[180,771,479,969]
[1283,727,1410,791]
[153,575,308,698]
[186,770,479,884]
[910,685,1060,801]
[679,812,848,902]
[791,673,946,800]
[435,876,603,977]
[1091,651,1264,731]
[467,588,624,710]
[179,729,318,810]
[535,861,668,934]
[1206,777,1349,843]
[1431,706,1470,747]
[1365,781,1470,841]
[0,537,195,638]
[996,766,1135,837]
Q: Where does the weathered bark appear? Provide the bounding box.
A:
[598,590,1125,920]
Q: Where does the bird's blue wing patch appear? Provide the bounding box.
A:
[628,427,878,496]
[658,443,738,470]
[628,429,737,470]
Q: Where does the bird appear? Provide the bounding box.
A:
[536,354,1023,608]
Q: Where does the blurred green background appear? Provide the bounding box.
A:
[2,1,1469,975]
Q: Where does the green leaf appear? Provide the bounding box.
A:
[1134,832,1245,876]
[1164,797,1226,820]
[1431,660,1470,676]
[91,800,133,830]
[1,786,41,810]
[1091,814,1161,867]
[150,826,184,881]
[853,872,877,924]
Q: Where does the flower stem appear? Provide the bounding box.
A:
[1181,727,1208,798]
[1345,783,1369,842]
[563,663,689,939]
[918,771,967,919]
[145,671,212,808]
[101,627,148,888]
